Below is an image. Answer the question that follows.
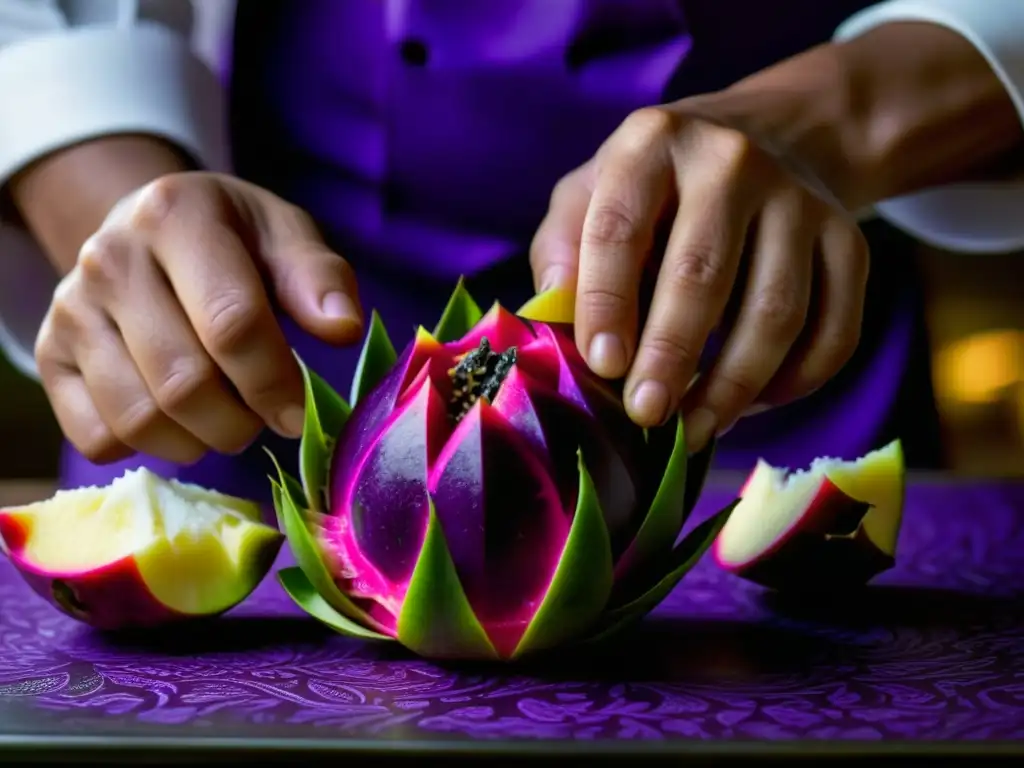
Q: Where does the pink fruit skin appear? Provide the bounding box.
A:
[713,476,894,591]
[1,514,186,630]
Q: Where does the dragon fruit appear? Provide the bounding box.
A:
[266,282,737,660]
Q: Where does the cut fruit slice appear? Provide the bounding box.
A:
[0,468,283,629]
[713,440,905,591]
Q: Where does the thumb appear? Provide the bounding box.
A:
[260,211,364,345]
[529,163,594,294]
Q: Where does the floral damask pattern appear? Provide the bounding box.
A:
[2,480,1024,742]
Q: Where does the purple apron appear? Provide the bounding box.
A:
[59,0,943,502]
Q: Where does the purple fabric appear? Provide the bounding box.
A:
[57,0,926,494]
[2,477,1024,744]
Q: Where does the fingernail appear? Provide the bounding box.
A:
[321,291,359,321]
[685,407,718,453]
[629,380,670,426]
[277,404,305,438]
[741,402,772,417]
[588,333,628,378]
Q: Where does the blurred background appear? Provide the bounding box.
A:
[919,247,1024,476]
[1,1,1021,480]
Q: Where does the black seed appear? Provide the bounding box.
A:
[447,337,518,422]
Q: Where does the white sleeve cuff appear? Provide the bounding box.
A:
[0,22,228,180]
[0,21,229,381]
[835,0,1024,254]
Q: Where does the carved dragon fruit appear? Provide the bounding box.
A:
[267,282,737,660]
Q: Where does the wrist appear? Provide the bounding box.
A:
[9,134,194,274]
[676,21,1023,211]
[834,21,1022,206]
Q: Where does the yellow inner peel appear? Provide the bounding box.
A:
[517,288,575,325]
[820,440,905,555]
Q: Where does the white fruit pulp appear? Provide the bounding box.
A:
[715,458,823,566]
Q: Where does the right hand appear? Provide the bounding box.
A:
[36,172,364,465]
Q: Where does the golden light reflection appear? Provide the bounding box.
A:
[933,330,1024,405]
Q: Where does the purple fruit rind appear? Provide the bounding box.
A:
[346,378,442,585]
[428,400,569,633]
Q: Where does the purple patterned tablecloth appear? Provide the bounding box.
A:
[2,474,1024,757]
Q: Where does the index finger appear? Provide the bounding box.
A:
[624,175,752,429]
[142,183,306,438]
[575,108,677,380]
[529,163,592,294]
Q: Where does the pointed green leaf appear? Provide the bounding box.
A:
[432,277,483,343]
[295,354,351,512]
[397,500,497,660]
[264,448,308,516]
[265,448,389,634]
[587,501,738,644]
[277,567,390,640]
[683,437,717,518]
[269,477,284,524]
[616,414,689,577]
[513,450,613,658]
[349,310,397,406]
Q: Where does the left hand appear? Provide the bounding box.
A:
[530,105,870,452]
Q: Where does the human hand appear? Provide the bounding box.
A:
[36,172,364,465]
[530,106,869,452]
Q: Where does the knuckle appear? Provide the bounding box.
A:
[128,175,191,231]
[34,339,61,384]
[711,367,762,406]
[33,324,58,367]
[620,107,678,153]
[267,197,326,244]
[548,171,581,207]
[239,375,294,415]
[283,202,320,235]
[641,330,699,372]
[202,293,265,354]
[46,283,82,334]
[583,200,645,249]
[665,243,727,292]
[710,128,757,177]
[579,286,630,318]
[77,231,132,285]
[77,427,123,463]
[750,289,805,338]
[110,397,162,444]
[50,275,77,310]
[153,359,217,412]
